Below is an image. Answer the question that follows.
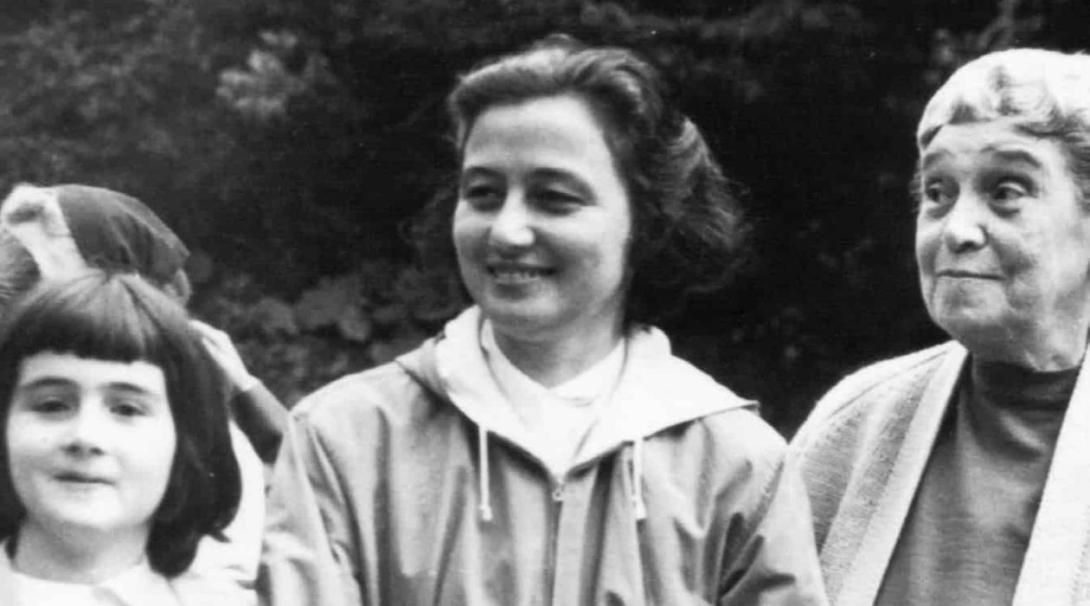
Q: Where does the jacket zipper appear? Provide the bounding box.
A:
[545,477,565,605]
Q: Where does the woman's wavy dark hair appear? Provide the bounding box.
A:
[0,271,240,577]
[411,34,748,326]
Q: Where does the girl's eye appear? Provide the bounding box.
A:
[110,401,147,418]
[30,398,71,414]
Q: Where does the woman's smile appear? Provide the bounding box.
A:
[487,262,555,285]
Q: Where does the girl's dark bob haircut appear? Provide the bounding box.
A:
[0,271,240,577]
[412,34,748,325]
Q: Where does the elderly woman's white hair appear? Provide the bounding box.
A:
[917,48,1090,199]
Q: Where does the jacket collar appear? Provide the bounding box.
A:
[0,538,179,606]
[824,342,1090,605]
[397,306,753,476]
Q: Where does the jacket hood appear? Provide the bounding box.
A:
[397,306,755,474]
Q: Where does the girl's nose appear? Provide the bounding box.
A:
[62,403,108,457]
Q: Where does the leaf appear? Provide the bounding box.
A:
[336,304,373,343]
[253,296,299,336]
[293,274,362,330]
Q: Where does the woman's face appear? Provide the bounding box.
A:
[916,119,1090,368]
[6,352,176,543]
[454,94,633,344]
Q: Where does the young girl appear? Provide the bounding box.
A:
[0,271,250,604]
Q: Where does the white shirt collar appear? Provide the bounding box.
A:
[480,320,626,408]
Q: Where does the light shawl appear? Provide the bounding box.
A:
[790,341,1090,605]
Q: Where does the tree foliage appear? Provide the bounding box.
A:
[1,0,1083,432]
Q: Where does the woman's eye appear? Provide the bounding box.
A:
[535,189,581,211]
[461,184,503,209]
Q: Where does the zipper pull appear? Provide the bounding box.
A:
[551,482,565,503]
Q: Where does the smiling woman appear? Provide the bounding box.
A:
[0,272,248,605]
[260,35,827,605]
[453,94,633,382]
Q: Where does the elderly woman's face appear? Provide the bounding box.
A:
[453,94,632,344]
[916,119,1090,367]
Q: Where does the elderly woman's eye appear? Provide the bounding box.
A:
[993,179,1029,202]
[921,181,952,206]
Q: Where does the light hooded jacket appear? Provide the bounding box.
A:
[259,307,827,605]
[790,342,1090,606]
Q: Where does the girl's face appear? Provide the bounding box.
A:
[453,94,633,346]
[6,352,176,543]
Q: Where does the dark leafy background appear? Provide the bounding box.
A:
[3,0,1085,434]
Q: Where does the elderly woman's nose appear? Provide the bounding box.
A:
[941,194,988,251]
[488,194,534,249]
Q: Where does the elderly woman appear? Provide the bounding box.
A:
[791,48,1090,605]
[259,36,826,605]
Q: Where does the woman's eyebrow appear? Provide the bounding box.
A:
[919,149,951,172]
[458,166,503,186]
[459,166,500,178]
[529,168,592,193]
[985,147,1045,169]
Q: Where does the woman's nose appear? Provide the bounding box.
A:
[488,194,534,249]
[62,404,108,457]
[941,194,988,252]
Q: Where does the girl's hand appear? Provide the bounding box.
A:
[191,320,260,393]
